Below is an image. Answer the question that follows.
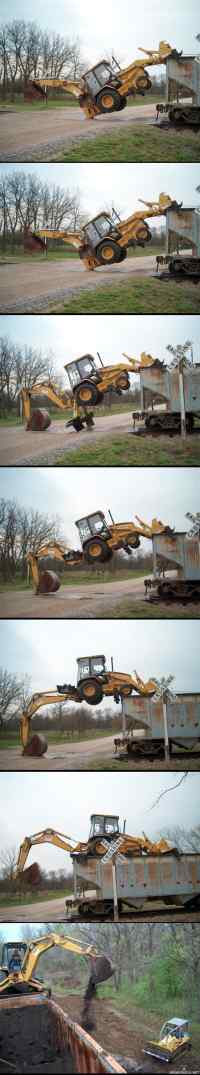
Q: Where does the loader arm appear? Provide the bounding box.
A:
[20,384,71,422]
[0,932,113,996]
[117,194,180,248]
[20,688,79,749]
[122,351,157,371]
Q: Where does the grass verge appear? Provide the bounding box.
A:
[58,124,200,163]
[55,431,200,467]
[49,277,200,314]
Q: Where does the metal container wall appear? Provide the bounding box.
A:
[123,693,200,740]
[73,854,200,902]
[165,209,200,255]
[152,532,200,580]
[140,366,200,414]
[166,55,200,104]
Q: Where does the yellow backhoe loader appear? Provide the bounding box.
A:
[15,818,175,881]
[19,352,152,433]
[24,193,180,271]
[24,42,179,119]
[26,511,171,593]
[19,657,157,756]
[0,932,113,1029]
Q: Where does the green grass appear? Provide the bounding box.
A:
[49,277,200,314]
[0,887,70,907]
[55,431,200,467]
[99,599,200,619]
[0,727,114,750]
[58,124,200,163]
[0,565,147,592]
[1,96,78,111]
[0,401,133,428]
[0,249,77,263]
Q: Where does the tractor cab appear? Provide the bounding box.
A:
[75,510,111,547]
[160,1019,190,1042]
[83,59,120,98]
[64,354,101,391]
[1,942,27,974]
[77,654,107,682]
[83,210,120,250]
[89,814,120,841]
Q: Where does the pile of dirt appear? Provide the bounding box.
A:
[55,994,199,1073]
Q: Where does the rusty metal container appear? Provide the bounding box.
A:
[139,364,200,416]
[166,55,200,105]
[151,532,200,581]
[71,852,200,909]
[0,995,125,1073]
[123,692,200,743]
[165,207,200,256]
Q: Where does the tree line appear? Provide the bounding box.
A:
[0,19,84,98]
[0,170,83,253]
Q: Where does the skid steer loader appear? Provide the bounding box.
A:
[144,1018,191,1063]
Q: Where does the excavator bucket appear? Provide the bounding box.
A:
[23,734,48,757]
[27,409,51,432]
[81,956,114,1032]
[24,229,46,254]
[24,80,46,102]
[36,571,60,595]
[18,862,41,886]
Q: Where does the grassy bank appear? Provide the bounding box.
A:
[55,431,200,467]
[49,277,200,314]
[0,887,70,907]
[0,728,114,750]
[0,565,147,592]
[58,124,200,163]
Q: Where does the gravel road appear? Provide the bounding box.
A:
[0,103,154,161]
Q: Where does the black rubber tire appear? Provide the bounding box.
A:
[96,87,122,113]
[96,238,123,265]
[78,678,103,705]
[75,380,100,406]
[83,536,112,563]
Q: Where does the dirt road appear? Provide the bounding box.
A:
[0,575,159,619]
[0,410,132,466]
[0,255,154,313]
[0,734,115,771]
[0,103,154,162]
[1,573,198,619]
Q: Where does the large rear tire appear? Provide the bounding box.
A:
[84,536,112,564]
[96,87,123,113]
[78,678,103,705]
[75,380,100,406]
[96,238,124,265]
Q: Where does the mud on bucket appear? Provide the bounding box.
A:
[23,733,48,757]
[37,571,60,594]
[27,409,51,431]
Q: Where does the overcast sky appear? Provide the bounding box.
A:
[0,314,199,380]
[0,620,199,702]
[1,0,199,66]
[0,466,197,548]
[1,164,199,223]
[0,771,199,872]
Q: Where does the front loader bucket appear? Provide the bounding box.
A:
[24,229,46,254]
[27,409,51,432]
[23,733,48,757]
[24,80,46,102]
[36,570,60,595]
[144,1041,187,1062]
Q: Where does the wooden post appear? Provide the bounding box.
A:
[163,697,170,762]
[112,862,119,921]
[121,696,126,739]
[179,365,186,439]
